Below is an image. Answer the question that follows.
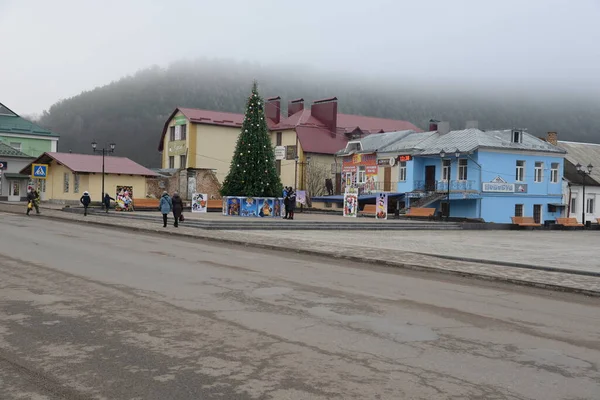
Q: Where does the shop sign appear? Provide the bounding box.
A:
[398,155,412,162]
[365,166,378,175]
[174,115,187,126]
[274,146,286,160]
[0,161,7,170]
[342,165,356,173]
[168,140,187,156]
[377,157,396,167]
[514,183,528,193]
[482,176,514,192]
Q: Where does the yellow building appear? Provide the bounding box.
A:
[158,97,419,196]
[20,152,157,204]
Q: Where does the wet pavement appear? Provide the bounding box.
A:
[0,214,599,399]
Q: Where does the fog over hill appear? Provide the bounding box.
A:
[37,59,600,167]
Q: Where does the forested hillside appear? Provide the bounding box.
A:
[38,59,600,167]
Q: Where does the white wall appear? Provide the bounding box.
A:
[566,184,600,223]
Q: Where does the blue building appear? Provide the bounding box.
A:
[337,123,567,223]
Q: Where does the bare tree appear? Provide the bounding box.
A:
[305,162,331,206]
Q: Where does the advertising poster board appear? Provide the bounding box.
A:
[116,186,134,211]
[227,197,240,216]
[343,187,358,218]
[296,190,307,206]
[191,193,207,213]
[241,197,258,217]
[376,193,388,220]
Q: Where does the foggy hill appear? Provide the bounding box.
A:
[38,58,600,167]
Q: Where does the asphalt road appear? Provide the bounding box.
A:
[0,213,598,400]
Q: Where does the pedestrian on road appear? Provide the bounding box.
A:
[103,193,115,213]
[171,192,184,228]
[26,186,40,215]
[159,191,172,228]
[80,191,91,216]
[286,189,296,220]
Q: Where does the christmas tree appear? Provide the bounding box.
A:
[220,82,283,197]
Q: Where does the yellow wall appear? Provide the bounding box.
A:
[162,111,191,170]
[192,124,240,183]
[271,129,298,188]
[88,174,148,200]
[44,160,148,202]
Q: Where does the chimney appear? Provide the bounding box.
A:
[466,120,479,129]
[547,131,558,145]
[311,97,338,134]
[265,96,281,124]
[429,119,440,131]
[437,121,451,135]
[288,98,304,117]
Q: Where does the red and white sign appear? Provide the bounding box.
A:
[0,161,7,170]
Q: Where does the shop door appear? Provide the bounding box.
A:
[425,166,436,191]
[383,167,391,192]
[533,204,542,224]
[8,180,21,202]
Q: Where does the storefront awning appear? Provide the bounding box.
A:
[2,173,31,179]
[549,203,567,207]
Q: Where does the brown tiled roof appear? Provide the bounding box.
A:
[20,152,158,176]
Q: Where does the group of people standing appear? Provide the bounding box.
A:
[159,191,184,227]
[283,186,296,220]
[79,192,115,216]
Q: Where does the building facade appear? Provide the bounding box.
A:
[0,102,59,157]
[0,142,35,201]
[157,97,420,195]
[20,153,157,204]
[338,123,566,224]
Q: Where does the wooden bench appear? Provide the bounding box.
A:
[556,217,584,228]
[133,198,159,210]
[207,199,222,211]
[406,208,436,218]
[511,216,541,228]
[359,204,377,216]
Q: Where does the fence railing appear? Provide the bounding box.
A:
[412,180,477,192]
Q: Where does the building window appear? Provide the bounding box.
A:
[514,204,524,217]
[550,162,559,183]
[63,173,70,193]
[74,174,80,193]
[571,197,577,214]
[458,159,468,180]
[9,142,21,151]
[180,125,187,140]
[512,130,523,143]
[276,132,282,146]
[516,160,525,182]
[169,126,175,141]
[357,166,366,184]
[398,161,407,182]
[442,159,451,181]
[587,198,595,214]
[534,162,544,182]
[169,156,175,169]
[180,155,187,169]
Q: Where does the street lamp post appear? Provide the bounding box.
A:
[576,163,594,226]
[439,149,460,221]
[92,141,115,209]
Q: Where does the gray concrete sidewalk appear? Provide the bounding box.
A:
[1,202,599,296]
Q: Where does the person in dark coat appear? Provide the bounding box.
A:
[287,189,296,220]
[171,192,184,228]
[26,187,40,215]
[80,191,91,216]
[283,191,290,219]
[103,193,115,213]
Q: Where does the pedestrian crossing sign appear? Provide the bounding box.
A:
[31,163,48,179]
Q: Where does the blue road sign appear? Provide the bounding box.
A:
[32,163,48,179]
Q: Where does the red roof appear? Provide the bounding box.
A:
[21,152,157,176]
[158,104,421,154]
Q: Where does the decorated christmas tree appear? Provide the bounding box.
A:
[220,82,283,197]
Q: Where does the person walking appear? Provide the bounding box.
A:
[159,191,172,228]
[103,193,115,213]
[171,192,184,228]
[26,187,40,215]
[80,191,91,216]
[287,189,296,220]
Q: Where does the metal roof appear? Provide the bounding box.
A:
[0,142,33,158]
[343,128,566,156]
[556,141,600,184]
[0,115,59,137]
[20,152,158,176]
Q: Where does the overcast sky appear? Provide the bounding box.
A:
[1,0,599,115]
